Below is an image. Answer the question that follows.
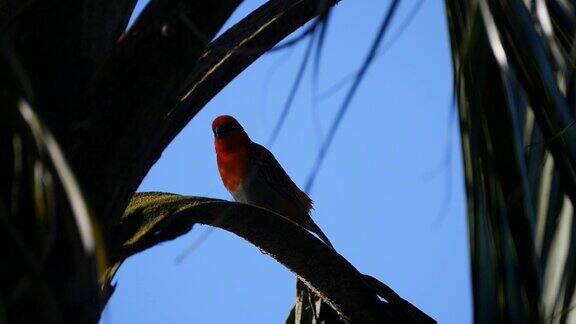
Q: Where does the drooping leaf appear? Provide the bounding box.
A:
[0,49,105,323]
[109,192,435,323]
[446,0,576,322]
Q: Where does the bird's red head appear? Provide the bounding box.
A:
[212,115,250,153]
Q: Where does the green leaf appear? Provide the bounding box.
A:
[446,0,576,322]
[111,192,435,323]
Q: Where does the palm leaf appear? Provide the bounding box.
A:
[446,0,576,322]
[107,192,435,323]
[0,49,105,322]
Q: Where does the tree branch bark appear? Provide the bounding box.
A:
[109,192,435,324]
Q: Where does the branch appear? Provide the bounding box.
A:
[64,0,241,225]
[106,192,435,324]
[81,0,139,65]
[158,0,340,150]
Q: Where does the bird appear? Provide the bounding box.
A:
[211,115,334,249]
[212,115,341,322]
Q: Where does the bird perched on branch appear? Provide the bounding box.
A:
[212,115,339,322]
[212,115,333,248]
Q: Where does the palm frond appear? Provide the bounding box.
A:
[0,49,105,322]
[446,0,576,322]
[111,192,435,323]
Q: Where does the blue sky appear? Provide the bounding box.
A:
[102,1,471,323]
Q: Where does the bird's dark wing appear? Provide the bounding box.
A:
[248,143,334,249]
[249,143,313,213]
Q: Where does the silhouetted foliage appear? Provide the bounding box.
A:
[446,0,576,322]
[0,1,434,323]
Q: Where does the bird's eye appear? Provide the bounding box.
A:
[215,123,241,137]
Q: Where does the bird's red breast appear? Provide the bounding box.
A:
[216,145,250,192]
[213,115,251,192]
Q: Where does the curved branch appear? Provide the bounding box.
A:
[65,0,241,225]
[108,192,435,324]
[158,0,339,150]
